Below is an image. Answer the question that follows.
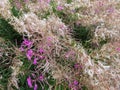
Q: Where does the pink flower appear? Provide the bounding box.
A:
[74,63,82,69]
[23,38,32,48]
[74,63,79,69]
[39,74,44,81]
[73,80,79,86]
[107,7,114,13]
[27,76,33,88]
[39,48,44,54]
[39,55,45,60]
[57,5,64,11]
[47,0,51,3]
[116,47,120,52]
[19,46,24,51]
[33,58,38,65]
[34,84,38,90]
[26,49,33,60]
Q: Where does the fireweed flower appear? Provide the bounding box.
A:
[116,47,120,52]
[33,58,38,65]
[47,0,51,3]
[19,45,24,51]
[107,7,114,13]
[39,48,44,54]
[23,39,32,48]
[73,80,79,86]
[74,63,82,69]
[27,76,33,88]
[57,5,64,11]
[34,83,38,90]
[39,74,44,81]
[74,63,79,69]
[39,55,45,60]
[26,49,33,60]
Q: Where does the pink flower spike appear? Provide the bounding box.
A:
[26,49,33,60]
[39,74,44,81]
[33,58,38,65]
[27,76,33,88]
[34,84,38,90]
[57,5,64,11]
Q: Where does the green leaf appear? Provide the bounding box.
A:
[67,0,72,4]
[11,6,20,17]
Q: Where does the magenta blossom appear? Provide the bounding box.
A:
[74,63,82,69]
[47,0,51,3]
[23,38,32,48]
[34,84,38,90]
[26,49,33,60]
[19,46,24,51]
[39,48,44,54]
[57,5,64,11]
[39,55,45,60]
[107,7,114,13]
[116,47,120,52]
[39,74,44,81]
[73,80,79,86]
[33,58,38,65]
[27,76,33,88]
[74,63,79,69]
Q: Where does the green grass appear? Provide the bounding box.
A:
[0,17,22,46]
[0,39,14,90]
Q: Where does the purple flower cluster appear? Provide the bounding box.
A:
[20,38,47,90]
[27,74,44,90]
[69,80,80,90]
[20,38,45,65]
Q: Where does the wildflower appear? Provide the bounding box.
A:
[27,76,33,88]
[39,74,44,81]
[39,48,44,54]
[47,0,51,3]
[73,80,79,86]
[116,47,120,52]
[26,49,33,60]
[33,58,38,65]
[74,63,79,69]
[34,83,38,90]
[74,63,82,69]
[39,55,45,60]
[57,5,64,11]
[19,46,24,51]
[107,7,114,13]
[23,38,32,48]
